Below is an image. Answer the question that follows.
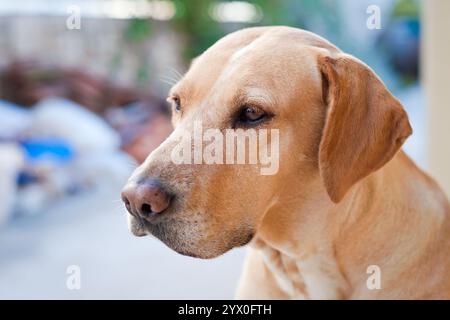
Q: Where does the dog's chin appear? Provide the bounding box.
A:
[160,237,248,260]
[128,214,255,259]
[169,246,223,259]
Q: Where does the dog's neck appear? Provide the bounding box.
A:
[252,152,423,299]
[251,176,360,299]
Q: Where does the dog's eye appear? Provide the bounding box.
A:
[168,96,181,112]
[237,106,268,125]
[173,96,181,112]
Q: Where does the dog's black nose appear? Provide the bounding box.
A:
[121,179,171,221]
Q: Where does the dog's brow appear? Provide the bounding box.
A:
[237,87,276,109]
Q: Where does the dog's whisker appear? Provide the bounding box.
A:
[160,73,180,82]
[160,74,179,82]
[167,67,184,81]
[159,78,178,87]
[160,71,184,86]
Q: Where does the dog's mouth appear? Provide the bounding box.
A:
[128,215,212,258]
[127,209,256,259]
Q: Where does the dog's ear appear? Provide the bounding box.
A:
[317,54,412,203]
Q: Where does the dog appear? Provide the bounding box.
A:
[121,26,450,299]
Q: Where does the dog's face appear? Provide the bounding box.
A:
[122,27,411,258]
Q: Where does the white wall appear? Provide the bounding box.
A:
[423,0,450,197]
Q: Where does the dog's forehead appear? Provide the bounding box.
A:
[173,27,338,106]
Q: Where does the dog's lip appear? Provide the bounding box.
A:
[141,210,166,224]
[129,215,149,237]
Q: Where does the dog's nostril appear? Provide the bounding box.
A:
[141,203,153,215]
[122,196,132,213]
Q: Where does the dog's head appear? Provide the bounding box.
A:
[122,26,411,258]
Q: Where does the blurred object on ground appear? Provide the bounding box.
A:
[106,101,172,163]
[0,100,32,139]
[28,97,121,154]
[122,113,173,163]
[0,97,138,218]
[0,143,24,226]
[18,136,75,215]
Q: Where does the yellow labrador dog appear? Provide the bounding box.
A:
[122,26,450,299]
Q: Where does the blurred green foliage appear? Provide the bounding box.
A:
[119,0,417,89]
[125,18,153,43]
[392,0,420,18]
[171,0,224,60]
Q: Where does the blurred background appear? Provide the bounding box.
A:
[0,0,448,299]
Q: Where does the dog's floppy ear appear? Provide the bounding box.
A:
[317,54,412,203]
